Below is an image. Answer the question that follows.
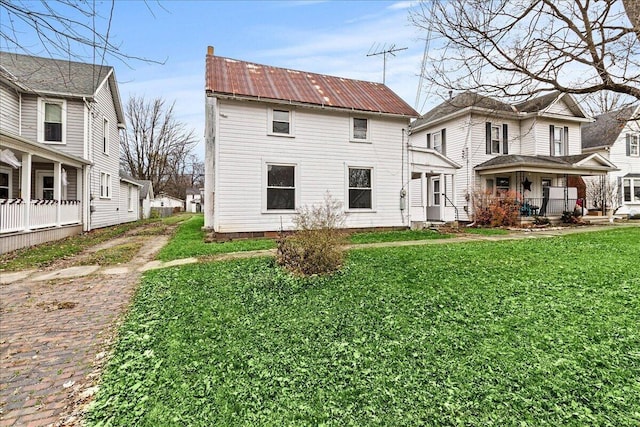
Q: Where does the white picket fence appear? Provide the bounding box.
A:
[0,199,82,234]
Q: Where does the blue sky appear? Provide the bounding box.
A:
[4,0,439,159]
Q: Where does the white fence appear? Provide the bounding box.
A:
[0,199,82,234]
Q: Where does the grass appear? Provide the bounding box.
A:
[349,228,453,244]
[88,227,640,426]
[156,215,276,261]
[462,227,510,235]
[79,243,143,266]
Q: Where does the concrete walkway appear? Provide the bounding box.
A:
[0,222,636,426]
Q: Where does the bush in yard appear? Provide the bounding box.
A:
[277,193,347,276]
[471,189,521,227]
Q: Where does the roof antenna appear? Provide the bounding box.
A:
[367,43,408,85]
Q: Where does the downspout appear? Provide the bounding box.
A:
[83,97,93,231]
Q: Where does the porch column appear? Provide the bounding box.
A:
[421,172,427,220]
[451,173,457,221]
[77,168,83,226]
[54,162,62,226]
[439,173,445,221]
[21,153,32,231]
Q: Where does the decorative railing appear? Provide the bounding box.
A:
[0,199,82,234]
[520,197,584,217]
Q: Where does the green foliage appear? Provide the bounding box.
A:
[349,229,453,243]
[88,228,640,426]
[472,190,521,227]
[156,215,276,261]
[80,243,143,266]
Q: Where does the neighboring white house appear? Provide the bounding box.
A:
[410,92,618,222]
[136,180,154,219]
[185,187,202,213]
[150,193,184,210]
[582,105,640,216]
[0,52,140,253]
[203,47,419,236]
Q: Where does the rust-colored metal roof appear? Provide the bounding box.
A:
[206,54,419,117]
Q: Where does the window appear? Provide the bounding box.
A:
[491,125,501,154]
[433,178,441,206]
[128,185,133,211]
[100,172,111,198]
[0,168,10,199]
[496,177,510,194]
[266,165,295,210]
[432,132,442,153]
[542,178,552,187]
[271,109,291,135]
[486,178,494,193]
[623,178,640,203]
[38,99,66,144]
[351,118,369,141]
[550,125,568,156]
[348,167,372,209]
[103,117,109,154]
[629,134,639,156]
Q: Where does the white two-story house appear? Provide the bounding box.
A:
[582,105,640,216]
[203,47,419,236]
[410,92,617,222]
[0,52,140,253]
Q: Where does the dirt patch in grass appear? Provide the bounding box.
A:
[78,242,143,266]
[36,300,78,312]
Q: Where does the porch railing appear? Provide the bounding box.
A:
[520,197,583,217]
[0,199,82,234]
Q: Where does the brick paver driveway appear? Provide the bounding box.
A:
[0,235,169,427]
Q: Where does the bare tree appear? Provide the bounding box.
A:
[121,96,197,197]
[0,0,161,65]
[411,0,640,104]
[585,177,619,212]
[163,154,205,199]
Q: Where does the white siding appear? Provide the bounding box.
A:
[0,83,20,135]
[213,99,410,233]
[88,80,124,229]
[118,181,139,223]
[20,95,37,141]
[532,119,582,156]
[546,98,574,116]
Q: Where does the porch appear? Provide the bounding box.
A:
[1,130,90,253]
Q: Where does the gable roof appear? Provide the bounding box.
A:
[412,92,514,129]
[474,153,617,173]
[581,105,639,150]
[0,51,125,125]
[205,51,418,117]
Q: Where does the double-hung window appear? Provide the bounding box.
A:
[348,167,372,209]
[266,164,295,210]
[268,108,294,136]
[432,132,442,153]
[38,99,66,144]
[623,178,640,203]
[100,172,111,198]
[550,125,568,156]
[485,122,508,154]
[629,134,639,157]
[491,125,501,154]
[351,118,369,141]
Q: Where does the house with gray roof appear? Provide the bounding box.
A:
[0,52,140,253]
[582,105,640,216]
[410,91,617,222]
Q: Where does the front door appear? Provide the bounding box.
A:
[426,176,441,221]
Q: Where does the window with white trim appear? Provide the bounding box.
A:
[630,135,639,156]
[496,177,510,194]
[266,164,295,210]
[103,117,109,154]
[351,118,369,141]
[348,167,372,209]
[38,98,66,144]
[100,172,111,198]
[491,125,501,154]
[552,126,565,156]
[623,178,640,203]
[0,167,11,198]
[432,132,442,153]
[268,108,294,136]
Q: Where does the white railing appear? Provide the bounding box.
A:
[0,199,82,234]
[0,199,25,233]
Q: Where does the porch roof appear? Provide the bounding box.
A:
[0,130,90,168]
[474,153,617,176]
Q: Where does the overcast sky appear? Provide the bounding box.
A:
[3,0,443,159]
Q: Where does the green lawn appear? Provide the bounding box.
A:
[349,228,453,244]
[88,227,640,426]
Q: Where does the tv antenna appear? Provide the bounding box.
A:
[367,43,408,85]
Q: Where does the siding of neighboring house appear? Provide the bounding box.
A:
[118,181,140,223]
[0,84,20,135]
[214,99,409,233]
[88,79,123,228]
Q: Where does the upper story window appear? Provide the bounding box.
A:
[38,99,67,144]
[351,117,369,142]
[550,125,568,156]
[427,129,446,155]
[628,134,639,157]
[485,122,508,155]
[268,108,294,136]
[103,117,109,154]
[266,164,296,210]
